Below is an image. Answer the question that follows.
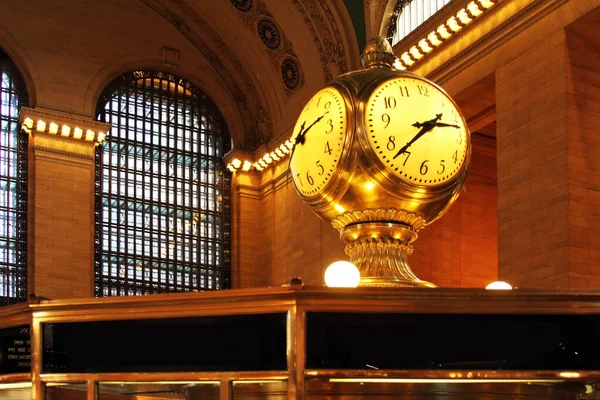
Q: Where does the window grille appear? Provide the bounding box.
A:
[0,50,28,306]
[95,71,231,296]
[389,0,452,45]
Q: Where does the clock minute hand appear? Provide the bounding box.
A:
[433,121,460,129]
[392,114,443,159]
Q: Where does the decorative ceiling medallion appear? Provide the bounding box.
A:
[230,0,252,12]
[257,18,281,50]
[229,0,303,95]
[281,57,300,91]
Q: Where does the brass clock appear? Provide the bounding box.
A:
[288,36,471,287]
[289,86,351,198]
[364,76,469,187]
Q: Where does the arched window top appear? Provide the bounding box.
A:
[97,71,230,145]
[388,0,452,45]
[95,70,232,297]
[0,48,28,306]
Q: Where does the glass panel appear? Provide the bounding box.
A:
[390,0,453,45]
[0,383,31,400]
[305,380,581,399]
[98,381,219,400]
[94,71,231,296]
[0,50,27,307]
[45,382,86,400]
[42,314,287,373]
[232,380,287,399]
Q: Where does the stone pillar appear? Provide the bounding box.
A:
[496,22,600,288]
[19,107,109,299]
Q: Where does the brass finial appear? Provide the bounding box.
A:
[361,36,395,69]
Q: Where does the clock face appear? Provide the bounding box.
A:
[365,77,469,187]
[289,87,348,197]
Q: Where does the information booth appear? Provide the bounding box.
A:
[0,286,599,399]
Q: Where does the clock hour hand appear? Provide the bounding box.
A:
[392,114,443,159]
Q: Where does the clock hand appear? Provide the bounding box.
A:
[289,111,330,161]
[289,121,306,161]
[393,114,443,159]
[432,121,460,129]
[295,111,329,146]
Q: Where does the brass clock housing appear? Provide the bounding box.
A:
[289,37,471,287]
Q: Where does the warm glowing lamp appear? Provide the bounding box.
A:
[324,261,360,288]
[485,281,512,290]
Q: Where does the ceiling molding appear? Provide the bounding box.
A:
[139,0,271,151]
[292,0,352,82]
[229,0,304,96]
[467,104,496,133]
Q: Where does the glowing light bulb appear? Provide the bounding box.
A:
[485,281,512,290]
[324,261,360,288]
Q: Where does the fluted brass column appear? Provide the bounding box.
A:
[340,221,435,287]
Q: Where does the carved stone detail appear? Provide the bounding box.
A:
[141,0,271,150]
[292,0,349,83]
[229,0,303,95]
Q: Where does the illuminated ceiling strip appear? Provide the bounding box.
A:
[226,140,293,173]
[21,117,106,144]
[393,0,498,71]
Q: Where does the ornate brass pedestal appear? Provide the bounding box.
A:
[340,221,435,287]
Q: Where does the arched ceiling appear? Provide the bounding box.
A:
[140,0,361,152]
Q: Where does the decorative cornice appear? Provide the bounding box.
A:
[32,146,95,162]
[426,0,569,83]
[19,107,109,144]
[392,0,499,71]
[235,169,291,199]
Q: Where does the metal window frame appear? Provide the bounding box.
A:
[0,49,28,306]
[94,70,231,297]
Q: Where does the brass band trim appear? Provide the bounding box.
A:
[332,208,426,231]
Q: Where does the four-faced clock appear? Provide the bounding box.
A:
[365,76,469,187]
[289,87,348,198]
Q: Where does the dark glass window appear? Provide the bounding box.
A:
[0,49,28,306]
[95,71,231,296]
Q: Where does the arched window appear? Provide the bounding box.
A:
[388,0,452,45]
[95,71,231,296]
[0,49,28,306]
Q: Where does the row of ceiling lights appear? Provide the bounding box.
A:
[22,118,107,143]
[226,0,498,174]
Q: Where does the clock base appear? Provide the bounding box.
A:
[341,222,436,288]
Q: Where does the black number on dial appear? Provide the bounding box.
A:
[452,150,458,163]
[420,160,429,175]
[384,97,396,109]
[324,141,332,155]
[325,119,333,134]
[437,160,445,174]
[387,136,396,151]
[316,160,324,176]
[382,114,391,128]
[402,151,411,166]
[306,171,314,185]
